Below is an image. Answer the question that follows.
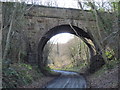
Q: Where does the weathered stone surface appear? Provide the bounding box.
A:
[24,5,98,63]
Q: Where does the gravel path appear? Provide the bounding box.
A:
[44,70,87,88]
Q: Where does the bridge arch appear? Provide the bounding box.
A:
[38,24,103,74]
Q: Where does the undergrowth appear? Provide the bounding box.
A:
[2,63,43,88]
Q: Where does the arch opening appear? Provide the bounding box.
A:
[38,24,100,74]
[43,33,91,71]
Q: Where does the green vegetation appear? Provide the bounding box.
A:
[2,63,43,88]
[105,49,114,60]
[60,64,87,73]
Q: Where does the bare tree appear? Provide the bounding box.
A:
[77,0,119,65]
[2,2,35,66]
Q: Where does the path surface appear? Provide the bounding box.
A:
[44,70,87,88]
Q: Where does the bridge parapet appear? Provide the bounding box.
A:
[26,5,95,21]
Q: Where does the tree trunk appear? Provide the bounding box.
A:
[88,2,108,64]
[118,1,120,60]
[2,4,16,61]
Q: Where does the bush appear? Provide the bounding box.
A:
[2,63,43,88]
[105,49,114,61]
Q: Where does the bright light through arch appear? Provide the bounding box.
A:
[49,33,74,44]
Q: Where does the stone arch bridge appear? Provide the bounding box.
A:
[23,5,106,73]
[2,3,109,73]
[25,5,96,60]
